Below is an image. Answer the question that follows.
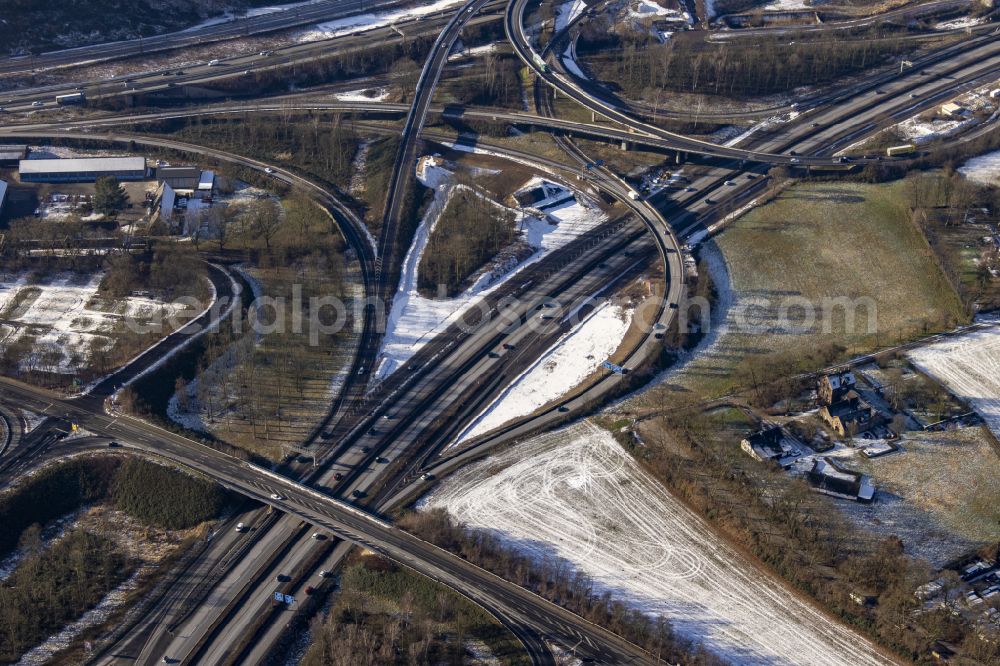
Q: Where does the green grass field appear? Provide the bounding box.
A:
[646,180,967,401]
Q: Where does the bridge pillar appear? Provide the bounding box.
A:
[591,111,596,123]
[620,140,629,151]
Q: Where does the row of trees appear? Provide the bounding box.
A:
[400,510,724,665]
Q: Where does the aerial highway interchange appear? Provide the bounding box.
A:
[0,0,998,664]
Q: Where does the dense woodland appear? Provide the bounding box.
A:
[0,529,132,663]
[418,186,518,297]
[100,244,210,300]
[124,195,351,460]
[172,115,359,191]
[448,53,525,110]
[578,26,915,99]
[0,0,281,52]
[0,455,230,662]
[302,555,529,666]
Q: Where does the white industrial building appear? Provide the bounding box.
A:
[19,156,147,183]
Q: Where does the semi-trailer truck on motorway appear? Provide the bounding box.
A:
[886,144,916,157]
[55,92,85,105]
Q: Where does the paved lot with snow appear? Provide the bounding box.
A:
[908,325,1000,438]
[455,302,632,442]
[424,422,890,665]
[896,116,976,144]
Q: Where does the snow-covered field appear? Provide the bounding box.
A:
[959,149,1000,186]
[297,0,465,42]
[376,161,607,378]
[0,273,184,375]
[908,325,1000,438]
[424,423,889,665]
[455,302,633,443]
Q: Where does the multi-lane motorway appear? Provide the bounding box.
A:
[0,0,997,664]
[0,0,401,75]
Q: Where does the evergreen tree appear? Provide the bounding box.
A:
[93,175,128,217]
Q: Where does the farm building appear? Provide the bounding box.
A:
[0,144,28,167]
[806,457,875,503]
[740,425,785,462]
[818,370,857,405]
[156,165,200,189]
[196,170,215,199]
[19,156,147,183]
[819,392,881,436]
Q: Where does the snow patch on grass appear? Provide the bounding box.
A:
[934,16,986,30]
[554,0,588,32]
[334,87,389,102]
[424,422,888,665]
[456,302,632,443]
[626,0,683,19]
[0,272,185,375]
[959,149,1000,187]
[297,0,466,42]
[763,0,811,10]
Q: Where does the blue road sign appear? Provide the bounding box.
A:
[274,591,283,602]
[283,594,295,604]
[602,360,625,375]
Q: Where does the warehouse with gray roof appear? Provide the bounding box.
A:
[19,156,147,183]
[0,145,28,167]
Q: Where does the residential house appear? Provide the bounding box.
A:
[740,425,785,462]
[820,391,881,436]
[806,457,876,502]
[817,370,857,405]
